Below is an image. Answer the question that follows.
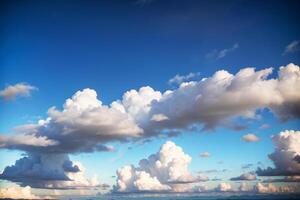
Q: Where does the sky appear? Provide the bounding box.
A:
[0,0,300,198]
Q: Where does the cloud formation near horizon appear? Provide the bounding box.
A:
[1,63,300,190]
[257,130,300,177]
[114,141,205,193]
[0,83,37,101]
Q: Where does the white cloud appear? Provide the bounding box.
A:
[199,152,211,157]
[0,185,41,199]
[168,72,200,85]
[254,183,297,193]
[282,40,300,55]
[257,130,300,176]
[242,134,260,142]
[0,83,37,100]
[151,114,169,122]
[259,123,270,129]
[215,182,232,192]
[114,141,200,193]
[206,43,239,60]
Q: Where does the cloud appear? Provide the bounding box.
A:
[0,83,37,101]
[0,134,59,149]
[206,43,239,60]
[242,134,260,142]
[282,40,300,55]
[0,185,41,199]
[263,176,300,183]
[114,141,203,193]
[241,164,253,169]
[259,123,270,129]
[0,153,101,189]
[230,172,257,181]
[199,152,211,157]
[168,72,200,85]
[215,182,232,192]
[257,130,300,177]
[151,114,169,122]
[1,63,300,191]
[254,182,298,193]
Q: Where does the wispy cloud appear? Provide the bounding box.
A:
[168,72,200,85]
[282,40,300,55]
[206,43,239,60]
[0,83,37,101]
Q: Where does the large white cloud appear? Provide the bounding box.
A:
[114,141,203,193]
[0,83,37,100]
[257,130,300,176]
[0,185,41,199]
[230,172,257,181]
[1,63,300,190]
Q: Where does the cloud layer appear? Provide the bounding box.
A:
[0,185,41,199]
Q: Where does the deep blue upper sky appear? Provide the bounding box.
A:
[0,0,300,192]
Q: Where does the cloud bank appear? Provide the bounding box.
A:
[0,185,41,199]
[1,63,300,190]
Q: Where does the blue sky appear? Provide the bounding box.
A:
[0,0,300,198]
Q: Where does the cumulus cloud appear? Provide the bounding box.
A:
[254,182,298,193]
[1,63,300,191]
[282,40,300,55]
[114,141,203,193]
[199,152,211,157]
[0,83,37,100]
[168,72,200,85]
[215,182,232,192]
[230,172,257,181]
[242,134,260,142]
[257,130,300,176]
[206,43,239,60]
[0,185,41,199]
[0,153,102,189]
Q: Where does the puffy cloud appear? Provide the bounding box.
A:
[254,183,297,193]
[1,63,300,191]
[0,83,37,100]
[239,182,251,192]
[282,40,300,55]
[230,172,257,181]
[0,153,101,189]
[114,141,201,193]
[242,134,260,142]
[168,72,200,85]
[0,185,41,199]
[199,152,211,157]
[257,130,300,176]
[215,182,232,192]
[206,43,239,60]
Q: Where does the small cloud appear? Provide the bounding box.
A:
[206,43,239,60]
[151,114,169,122]
[199,152,211,157]
[282,40,300,55]
[168,72,200,85]
[230,172,257,181]
[242,163,254,169]
[242,134,260,142]
[0,83,37,101]
[259,123,270,129]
